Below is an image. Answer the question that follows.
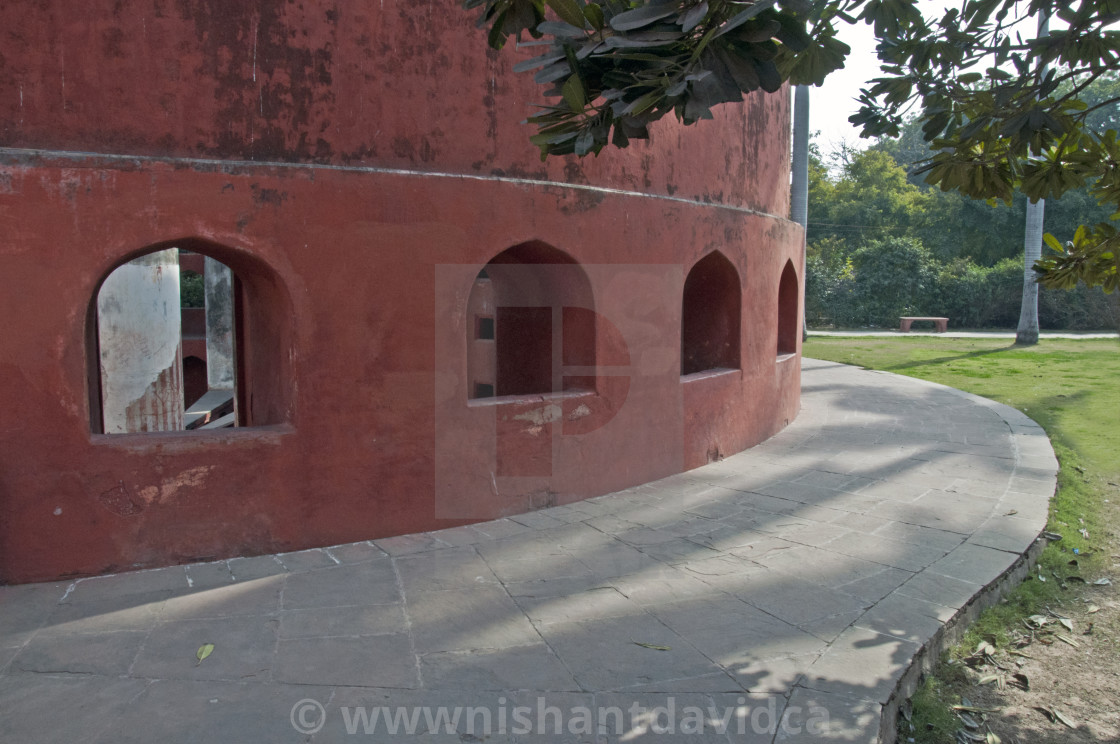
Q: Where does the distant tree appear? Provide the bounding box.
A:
[808,147,933,251]
[869,113,1116,267]
[867,116,931,187]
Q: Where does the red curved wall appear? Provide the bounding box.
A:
[0,0,803,583]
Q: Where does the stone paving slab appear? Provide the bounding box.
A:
[0,359,1056,743]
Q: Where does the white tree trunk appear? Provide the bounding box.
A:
[1016,198,1045,344]
[1016,15,1049,346]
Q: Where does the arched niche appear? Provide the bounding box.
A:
[777,259,799,357]
[467,241,596,398]
[682,250,741,375]
[86,237,295,433]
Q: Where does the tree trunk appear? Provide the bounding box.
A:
[1016,16,1048,346]
[1016,197,1044,344]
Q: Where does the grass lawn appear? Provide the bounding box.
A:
[803,336,1120,742]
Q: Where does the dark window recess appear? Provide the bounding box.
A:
[681,251,742,375]
[477,316,495,340]
[474,382,495,398]
[777,261,799,356]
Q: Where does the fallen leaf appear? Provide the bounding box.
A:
[1042,531,1063,541]
[1087,604,1100,613]
[1059,617,1074,632]
[978,674,1000,686]
[1053,709,1076,729]
[986,732,1001,744]
[632,641,671,651]
[1011,672,1030,691]
[959,711,981,729]
[196,643,215,665]
[1092,578,1112,586]
[1055,633,1080,648]
[952,704,999,714]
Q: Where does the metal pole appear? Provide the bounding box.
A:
[791,85,810,341]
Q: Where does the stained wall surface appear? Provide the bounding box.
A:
[0,0,803,583]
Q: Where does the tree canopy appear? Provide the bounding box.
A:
[463,0,1120,290]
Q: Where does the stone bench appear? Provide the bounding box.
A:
[900,316,948,332]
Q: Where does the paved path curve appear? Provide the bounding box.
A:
[0,359,1057,743]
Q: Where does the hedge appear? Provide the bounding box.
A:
[806,237,1118,331]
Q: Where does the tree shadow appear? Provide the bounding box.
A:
[877,343,1018,372]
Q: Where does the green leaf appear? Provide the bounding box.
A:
[679,1,709,32]
[574,128,595,155]
[583,2,605,30]
[715,2,774,39]
[546,0,588,30]
[1043,233,1064,252]
[610,3,679,32]
[561,74,587,112]
[537,20,586,37]
[196,643,215,665]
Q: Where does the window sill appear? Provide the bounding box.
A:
[680,367,740,383]
[776,352,797,363]
[91,423,294,446]
[467,388,596,408]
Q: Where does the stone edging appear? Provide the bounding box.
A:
[868,371,1059,744]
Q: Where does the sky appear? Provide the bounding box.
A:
[805,1,1044,157]
[805,18,880,157]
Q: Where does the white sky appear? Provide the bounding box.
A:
[806,1,1046,156]
[806,18,880,156]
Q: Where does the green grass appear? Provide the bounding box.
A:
[802,337,1120,743]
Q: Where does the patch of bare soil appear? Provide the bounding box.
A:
[947,496,1120,744]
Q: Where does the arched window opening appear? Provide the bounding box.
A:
[467,241,595,399]
[681,251,741,375]
[88,240,292,434]
[777,260,799,357]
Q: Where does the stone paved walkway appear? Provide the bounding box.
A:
[0,360,1057,743]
